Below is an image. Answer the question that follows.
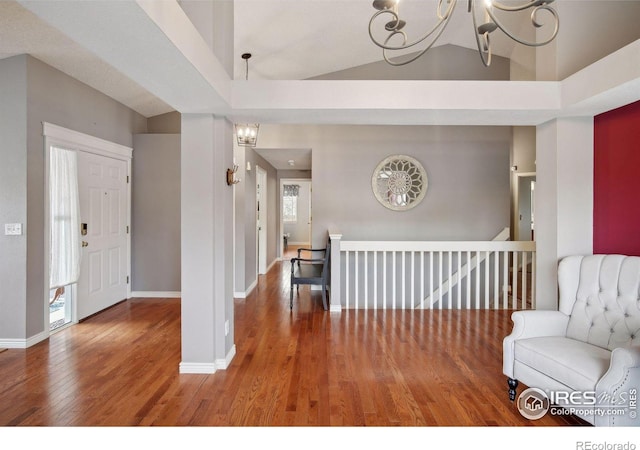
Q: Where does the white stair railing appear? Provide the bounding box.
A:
[420,227,510,309]
[330,231,536,311]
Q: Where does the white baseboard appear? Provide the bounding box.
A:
[217,345,236,370]
[179,362,217,374]
[130,291,181,298]
[0,330,49,349]
[330,304,343,313]
[0,339,26,349]
[234,279,257,299]
[234,257,281,299]
[266,258,279,273]
[179,345,236,374]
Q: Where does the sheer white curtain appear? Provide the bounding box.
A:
[49,146,81,289]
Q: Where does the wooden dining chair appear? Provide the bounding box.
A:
[290,239,330,310]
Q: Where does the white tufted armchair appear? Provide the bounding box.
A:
[503,254,640,426]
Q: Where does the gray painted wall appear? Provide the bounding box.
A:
[247,150,278,282]
[0,55,147,343]
[537,1,640,81]
[234,146,279,294]
[132,134,181,292]
[0,56,28,340]
[147,111,181,134]
[310,44,509,81]
[258,124,512,249]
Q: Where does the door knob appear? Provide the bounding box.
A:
[82,241,88,247]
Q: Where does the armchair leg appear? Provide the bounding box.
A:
[507,378,518,401]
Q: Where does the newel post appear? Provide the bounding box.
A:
[329,231,342,313]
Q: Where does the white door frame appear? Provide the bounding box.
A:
[279,178,312,259]
[43,122,132,335]
[256,165,267,275]
[514,171,536,241]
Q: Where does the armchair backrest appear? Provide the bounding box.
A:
[559,254,640,351]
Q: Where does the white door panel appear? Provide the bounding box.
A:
[77,151,128,320]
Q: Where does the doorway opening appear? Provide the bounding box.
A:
[280,179,312,260]
[517,173,536,241]
[43,123,132,336]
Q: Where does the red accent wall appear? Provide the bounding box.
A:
[593,100,640,256]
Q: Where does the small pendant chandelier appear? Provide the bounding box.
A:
[235,53,259,147]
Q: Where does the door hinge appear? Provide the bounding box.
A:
[126,276,129,284]
[126,225,129,234]
[126,175,130,184]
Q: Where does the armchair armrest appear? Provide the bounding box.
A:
[595,346,640,427]
[503,310,569,378]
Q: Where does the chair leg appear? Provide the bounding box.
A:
[508,378,519,401]
[321,284,328,311]
[290,282,294,309]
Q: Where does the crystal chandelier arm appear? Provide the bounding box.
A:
[485,3,559,47]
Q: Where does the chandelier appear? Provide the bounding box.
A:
[368,0,559,67]
[235,53,260,147]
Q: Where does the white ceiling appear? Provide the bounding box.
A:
[2,1,638,172]
[255,147,312,170]
[0,1,174,118]
[233,0,530,81]
[0,0,540,118]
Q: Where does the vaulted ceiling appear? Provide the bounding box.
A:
[4,0,639,121]
[2,0,640,157]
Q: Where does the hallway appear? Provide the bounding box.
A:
[0,259,586,427]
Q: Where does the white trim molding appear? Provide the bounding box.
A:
[179,345,236,374]
[129,291,181,298]
[266,257,279,273]
[42,122,133,340]
[0,330,48,349]
[179,362,217,374]
[43,122,133,160]
[217,345,236,370]
[234,279,257,298]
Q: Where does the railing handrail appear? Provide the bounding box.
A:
[340,240,535,252]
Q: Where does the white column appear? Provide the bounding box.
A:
[535,117,594,310]
[180,114,235,373]
[329,232,342,312]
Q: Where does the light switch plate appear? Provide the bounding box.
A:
[5,223,22,235]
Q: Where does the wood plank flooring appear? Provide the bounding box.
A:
[0,259,588,427]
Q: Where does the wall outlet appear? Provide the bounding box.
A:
[4,223,22,235]
[224,320,230,336]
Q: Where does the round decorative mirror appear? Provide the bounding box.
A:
[371,155,428,211]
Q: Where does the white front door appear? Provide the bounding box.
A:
[76,151,129,320]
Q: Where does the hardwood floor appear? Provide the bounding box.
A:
[0,259,588,428]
